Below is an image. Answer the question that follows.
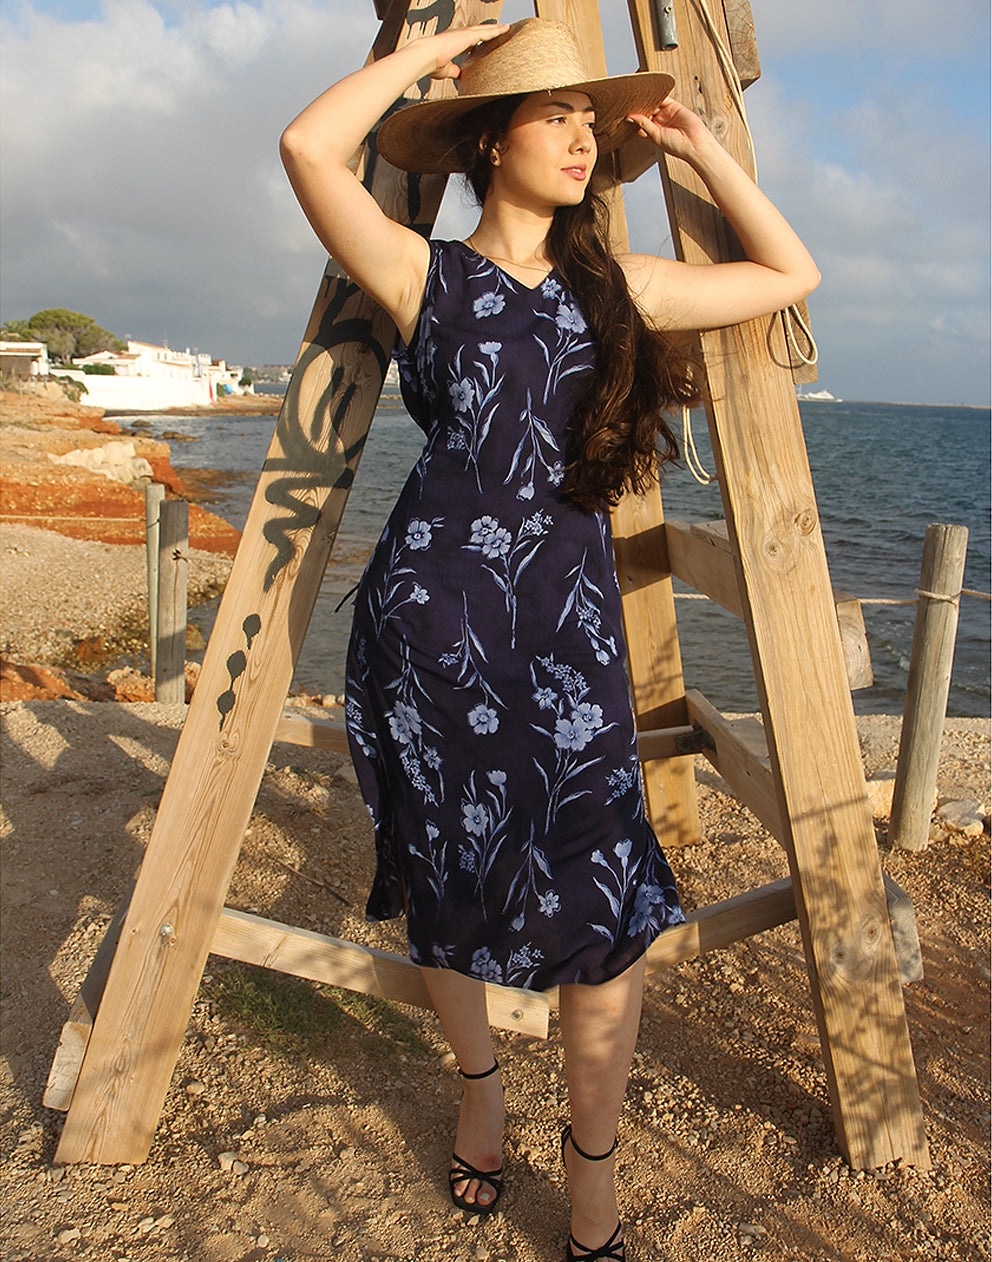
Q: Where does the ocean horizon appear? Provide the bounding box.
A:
[131,395,990,720]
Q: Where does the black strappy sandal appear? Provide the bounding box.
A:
[449,1061,503,1216]
[560,1125,625,1261]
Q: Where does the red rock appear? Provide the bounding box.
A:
[1,388,241,553]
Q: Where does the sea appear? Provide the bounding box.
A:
[128,393,990,719]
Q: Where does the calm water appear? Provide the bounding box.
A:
[130,398,990,718]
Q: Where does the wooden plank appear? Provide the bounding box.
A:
[722,0,760,88]
[834,590,873,691]
[275,708,350,753]
[685,689,783,840]
[275,704,700,762]
[211,909,549,1038]
[44,889,133,1111]
[536,0,700,851]
[625,0,928,1169]
[646,870,922,984]
[666,518,744,617]
[646,877,795,970]
[55,0,506,1168]
[664,523,872,688]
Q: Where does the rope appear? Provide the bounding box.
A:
[682,406,716,484]
[916,587,961,606]
[670,591,990,605]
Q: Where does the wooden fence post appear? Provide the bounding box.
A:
[889,523,969,852]
[145,484,165,680]
[154,499,188,704]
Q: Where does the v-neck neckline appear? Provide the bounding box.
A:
[459,240,557,293]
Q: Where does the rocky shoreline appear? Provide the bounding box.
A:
[0,387,241,551]
[0,386,241,699]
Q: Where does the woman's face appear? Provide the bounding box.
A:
[491,90,597,208]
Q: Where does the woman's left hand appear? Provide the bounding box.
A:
[627,98,713,164]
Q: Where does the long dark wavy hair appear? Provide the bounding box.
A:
[452,96,700,513]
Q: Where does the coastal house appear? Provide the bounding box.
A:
[0,340,50,379]
[58,340,251,410]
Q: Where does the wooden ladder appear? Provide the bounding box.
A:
[46,0,929,1173]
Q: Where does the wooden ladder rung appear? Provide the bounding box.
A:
[275,707,713,763]
[645,877,796,970]
[211,908,549,1038]
[664,520,871,689]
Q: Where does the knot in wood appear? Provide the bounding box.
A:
[710,114,729,143]
[794,508,818,537]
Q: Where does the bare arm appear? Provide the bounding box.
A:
[279,23,508,344]
[618,99,820,331]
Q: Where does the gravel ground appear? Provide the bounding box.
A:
[0,524,232,666]
[0,518,988,1262]
[1,697,988,1262]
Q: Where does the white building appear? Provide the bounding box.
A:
[58,340,252,411]
[0,340,51,378]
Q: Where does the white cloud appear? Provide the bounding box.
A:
[1,0,988,402]
[1,0,373,358]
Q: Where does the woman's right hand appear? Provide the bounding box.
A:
[424,22,509,81]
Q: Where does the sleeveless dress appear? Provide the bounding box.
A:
[345,240,684,991]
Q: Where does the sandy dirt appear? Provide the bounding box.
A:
[1,696,989,1262]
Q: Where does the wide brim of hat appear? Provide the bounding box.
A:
[376,69,675,174]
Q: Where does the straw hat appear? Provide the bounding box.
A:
[376,18,674,174]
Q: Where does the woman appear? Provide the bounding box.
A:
[281,18,818,1261]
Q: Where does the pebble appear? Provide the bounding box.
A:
[257,1234,270,1248]
[57,1227,81,1244]
[936,799,986,837]
[185,1080,207,1096]
[218,1151,237,1171]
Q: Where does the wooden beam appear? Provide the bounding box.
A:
[685,689,784,840]
[536,0,700,849]
[211,909,549,1038]
[274,705,706,763]
[646,877,795,970]
[44,866,920,1116]
[44,889,133,1111]
[626,0,928,1169]
[722,0,760,88]
[646,870,922,984]
[665,518,744,617]
[834,590,873,691]
[665,520,872,689]
[55,0,507,1168]
[274,708,349,753]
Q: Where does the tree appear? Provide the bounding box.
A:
[11,309,126,363]
[0,319,32,342]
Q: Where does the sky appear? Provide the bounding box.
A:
[2,0,989,404]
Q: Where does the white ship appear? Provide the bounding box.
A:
[797,387,841,402]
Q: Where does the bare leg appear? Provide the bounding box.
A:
[559,954,646,1251]
[420,967,504,1209]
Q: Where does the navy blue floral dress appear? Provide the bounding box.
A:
[345,240,684,990]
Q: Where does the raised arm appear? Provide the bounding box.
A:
[279,23,508,344]
[618,99,820,331]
